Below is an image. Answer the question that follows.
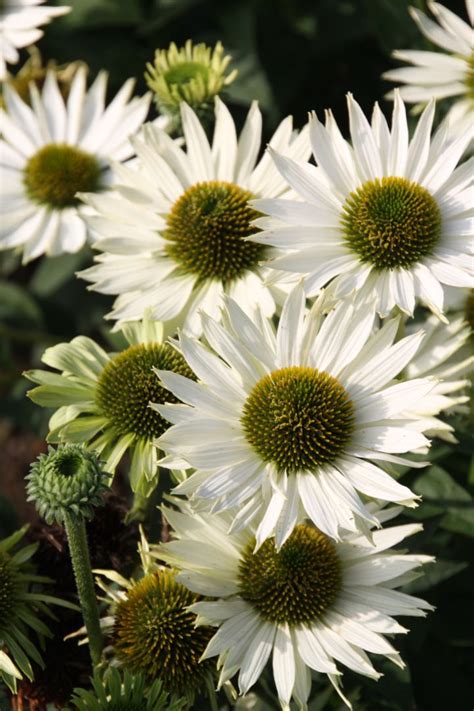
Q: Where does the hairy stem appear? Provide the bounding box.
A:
[63,513,103,667]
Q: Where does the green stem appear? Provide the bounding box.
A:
[63,513,103,667]
[204,675,219,711]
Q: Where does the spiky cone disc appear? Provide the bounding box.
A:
[112,569,214,699]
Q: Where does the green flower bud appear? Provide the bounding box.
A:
[145,40,237,130]
[26,444,110,524]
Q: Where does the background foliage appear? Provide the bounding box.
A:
[0,1,472,709]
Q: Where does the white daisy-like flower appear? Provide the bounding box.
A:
[403,313,473,442]
[156,284,436,546]
[383,1,474,142]
[0,67,150,262]
[250,92,473,319]
[78,98,310,335]
[0,0,70,79]
[155,501,434,710]
[24,315,191,499]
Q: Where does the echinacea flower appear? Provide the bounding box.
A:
[384,1,474,142]
[79,98,310,335]
[25,317,192,498]
[155,501,433,710]
[0,525,75,692]
[94,535,215,706]
[0,66,150,262]
[0,0,70,79]
[156,284,436,546]
[250,93,473,318]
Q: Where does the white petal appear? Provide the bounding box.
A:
[294,626,339,674]
[238,622,276,693]
[388,91,408,176]
[212,97,237,181]
[273,625,296,707]
[297,472,340,540]
[180,102,214,181]
[276,282,306,367]
[352,425,430,454]
[347,94,383,182]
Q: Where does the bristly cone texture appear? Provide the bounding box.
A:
[113,569,214,696]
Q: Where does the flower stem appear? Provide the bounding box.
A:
[63,512,103,667]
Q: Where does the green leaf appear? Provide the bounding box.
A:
[218,3,277,116]
[1,631,35,679]
[405,559,469,593]
[60,0,143,28]
[30,248,91,297]
[0,280,42,325]
[414,466,471,502]
[412,466,474,538]
[0,650,22,680]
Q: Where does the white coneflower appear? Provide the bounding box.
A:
[155,501,433,710]
[384,1,474,142]
[156,284,436,546]
[249,93,473,319]
[0,67,150,261]
[94,534,215,707]
[78,98,310,335]
[145,39,237,131]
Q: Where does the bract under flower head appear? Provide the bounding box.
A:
[66,668,186,711]
[26,444,109,524]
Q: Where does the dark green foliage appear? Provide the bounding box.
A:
[67,668,186,710]
[1,1,471,709]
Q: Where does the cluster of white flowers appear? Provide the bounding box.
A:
[1,1,473,708]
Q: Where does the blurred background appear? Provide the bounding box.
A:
[0,1,472,709]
